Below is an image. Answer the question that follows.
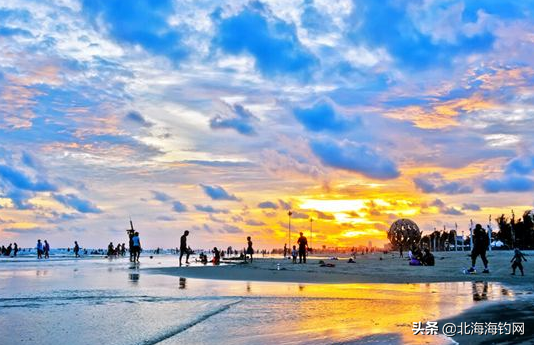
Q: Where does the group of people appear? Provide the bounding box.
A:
[282,232,309,264]
[407,245,435,266]
[1,243,18,257]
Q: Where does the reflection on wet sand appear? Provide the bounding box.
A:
[179,277,186,289]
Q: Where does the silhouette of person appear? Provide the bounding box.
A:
[43,240,50,259]
[468,224,489,273]
[36,239,43,259]
[132,232,141,262]
[107,242,115,257]
[511,248,527,276]
[297,232,308,264]
[13,243,18,257]
[213,247,221,265]
[283,243,288,258]
[179,230,190,266]
[74,241,80,258]
[246,236,254,263]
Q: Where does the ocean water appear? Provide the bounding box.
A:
[0,255,519,345]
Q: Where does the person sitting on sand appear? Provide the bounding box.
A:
[212,247,221,265]
[408,244,422,266]
[179,230,190,266]
[291,245,298,263]
[421,248,435,266]
[511,248,527,276]
[246,236,254,263]
[467,224,490,274]
[297,232,308,264]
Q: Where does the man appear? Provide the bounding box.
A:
[43,240,50,259]
[467,224,490,273]
[74,241,80,258]
[132,232,141,263]
[36,239,43,259]
[179,230,190,266]
[297,232,308,264]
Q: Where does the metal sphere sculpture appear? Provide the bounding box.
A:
[523,210,534,226]
[388,219,421,250]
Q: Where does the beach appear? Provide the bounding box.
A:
[0,251,532,345]
[148,250,534,286]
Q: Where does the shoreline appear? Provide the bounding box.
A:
[145,251,534,287]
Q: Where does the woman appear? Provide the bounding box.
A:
[246,236,254,263]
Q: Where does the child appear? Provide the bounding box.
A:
[291,245,297,264]
[511,248,527,276]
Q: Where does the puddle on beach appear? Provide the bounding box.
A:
[0,257,520,345]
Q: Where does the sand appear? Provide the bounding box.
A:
[146,250,534,287]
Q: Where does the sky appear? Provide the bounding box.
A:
[0,0,533,250]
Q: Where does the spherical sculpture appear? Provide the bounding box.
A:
[388,219,421,250]
[523,210,534,225]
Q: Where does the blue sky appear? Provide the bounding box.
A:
[0,0,533,249]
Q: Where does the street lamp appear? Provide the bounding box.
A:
[310,218,313,250]
[288,210,292,248]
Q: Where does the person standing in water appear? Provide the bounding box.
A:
[511,248,527,276]
[43,240,50,259]
[297,232,308,264]
[36,239,43,259]
[179,230,190,266]
[132,232,141,263]
[74,241,80,258]
[467,224,490,274]
[246,236,254,263]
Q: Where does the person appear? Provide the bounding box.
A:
[13,243,18,257]
[107,242,115,257]
[132,232,141,263]
[74,241,80,258]
[291,245,297,264]
[43,240,50,259]
[467,224,490,273]
[121,243,126,256]
[128,231,135,262]
[5,244,12,257]
[179,230,190,266]
[399,246,404,258]
[297,232,308,264]
[283,243,288,258]
[36,239,43,259]
[421,248,435,266]
[511,248,527,276]
[246,236,254,263]
[213,247,221,265]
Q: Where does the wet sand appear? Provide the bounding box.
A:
[146,250,534,286]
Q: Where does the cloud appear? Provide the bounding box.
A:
[315,210,335,220]
[3,227,48,234]
[156,215,176,221]
[182,160,254,167]
[200,184,239,201]
[291,211,309,219]
[413,173,473,194]
[293,102,358,132]
[213,4,317,78]
[194,204,229,214]
[504,156,534,175]
[172,201,188,213]
[82,0,187,63]
[53,194,102,213]
[482,176,534,193]
[246,219,265,226]
[430,198,464,215]
[126,111,153,127]
[210,103,257,135]
[310,139,400,180]
[462,203,481,211]
[258,201,278,209]
[152,190,172,202]
[0,165,56,192]
[221,225,243,234]
[278,199,292,210]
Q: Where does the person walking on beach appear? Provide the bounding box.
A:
[13,243,18,257]
[107,242,115,257]
[43,240,50,259]
[132,232,141,263]
[283,243,288,258]
[246,236,254,263]
[213,247,221,265]
[74,241,80,258]
[179,230,190,266]
[292,245,298,264]
[467,224,490,274]
[511,248,527,276]
[297,232,308,264]
[36,239,43,259]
